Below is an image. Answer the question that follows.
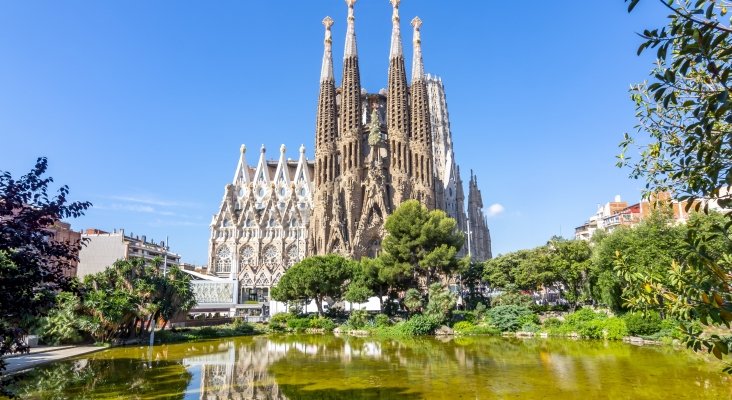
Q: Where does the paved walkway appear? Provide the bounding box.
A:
[4,346,105,374]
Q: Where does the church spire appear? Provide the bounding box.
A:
[389,0,403,59]
[387,0,411,202]
[339,0,363,167]
[409,16,434,208]
[411,16,425,82]
[344,0,358,59]
[315,16,339,186]
[320,16,334,83]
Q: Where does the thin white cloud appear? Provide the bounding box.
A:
[94,203,177,216]
[486,203,505,218]
[104,195,199,208]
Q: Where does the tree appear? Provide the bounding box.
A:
[0,158,90,381]
[271,255,353,315]
[424,283,457,324]
[80,258,196,342]
[546,238,593,311]
[380,200,464,289]
[403,289,423,315]
[482,247,555,292]
[622,0,732,205]
[458,258,486,309]
[623,0,732,368]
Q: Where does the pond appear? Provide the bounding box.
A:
[6,335,731,399]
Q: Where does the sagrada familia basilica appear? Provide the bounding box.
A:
[206,0,491,308]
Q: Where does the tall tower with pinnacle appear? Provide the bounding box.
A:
[409,16,435,209]
[387,0,411,206]
[309,16,339,256]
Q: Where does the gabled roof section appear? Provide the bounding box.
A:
[232,144,250,186]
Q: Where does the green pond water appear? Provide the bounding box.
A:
[5,335,731,399]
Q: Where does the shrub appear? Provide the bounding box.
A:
[348,309,369,329]
[521,322,540,333]
[287,317,311,332]
[401,314,441,336]
[309,316,336,331]
[474,302,487,319]
[492,292,534,308]
[623,312,662,336]
[373,314,391,327]
[269,312,294,332]
[40,292,85,345]
[424,284,457,323]
[564,308,603,325]
[603,318,628,340]
[231,318,254,334]
[486,305,536,332]
[453,321,475,334]
[196,327,219,338]
[542,317,563,329]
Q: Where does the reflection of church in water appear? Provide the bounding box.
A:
[205,0,492,316]
[184,337,386,399]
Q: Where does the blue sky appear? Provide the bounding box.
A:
[0,1,668,264]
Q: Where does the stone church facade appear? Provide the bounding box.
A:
[207,0,491,315]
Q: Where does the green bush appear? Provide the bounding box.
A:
[623,312,662,336]
[520,322,540,333]
[287,317,311,332]
[373,313,391,327]
[196,327,220,338]
[40,292,85,345]
[542,317,563,329]
[453,321,475,334]
[348,309,369,329]
[401,314,441,336]
[486,305,536,332]
[269,312,294,332]
[309,316,336,331]
[603,318,628,340]
[474,302,487,319]
[231,318,254,334]
[564,308,603,325]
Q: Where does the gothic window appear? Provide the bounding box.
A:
[279,187,286,197]
[239,245,255,268]
[222,219,231,227]
[258,187,265,197]
[262,245,279,269]
[238,188,244,197]
[286,245,300,267]
[215,245,232,273]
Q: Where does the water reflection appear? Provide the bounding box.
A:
[8,336,732,399]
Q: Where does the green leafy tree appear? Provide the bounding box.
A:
[39,292,85,345]
[380,200,464,288]
[403,288,423,315]
[0,158,90,383]
[483,247,556,292]
[424,283,457,324]
[80,258,196,342]
[458,258,486,309]
[546,238,593,311]
[623,0,732,367]
[271,254,353,315]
